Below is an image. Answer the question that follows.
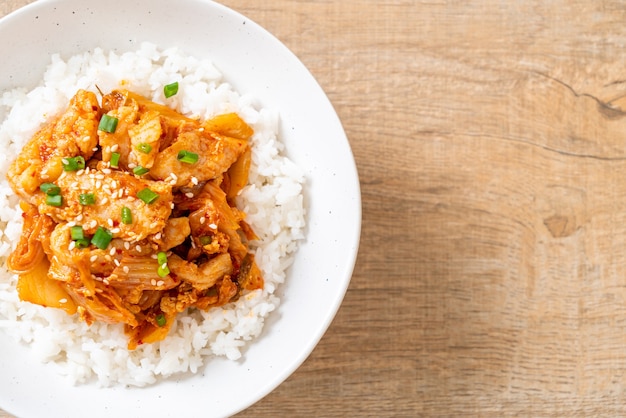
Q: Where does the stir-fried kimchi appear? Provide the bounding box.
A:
[6,89,263,349]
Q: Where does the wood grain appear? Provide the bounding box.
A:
[5,0,626,416]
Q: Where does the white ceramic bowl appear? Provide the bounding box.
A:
[0,1,361,417]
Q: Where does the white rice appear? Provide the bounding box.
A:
[0,42,305,387]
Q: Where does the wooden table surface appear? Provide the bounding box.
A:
[5,0,626,416]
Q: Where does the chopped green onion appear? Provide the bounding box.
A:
[176,150,199,164]
[45,194,63,207]
[70,226,90,249]
[91,227,113,250]
[132,166,150,176]
[199,236,212,246]
[121,206,132,225]
[110,152,121,168]
[40,182,61,196]
[79,193,96,205]
[157,251,168,266]
[70,225,85,241]
[155,313,166,327]
[157,265,170,278]
[137,188,159,204]
[62,156,85,171]
[75,238,90,249]
[157,252,169,277]
[136,143,152,154]
[98,114,119,133]
[164,82,179,98]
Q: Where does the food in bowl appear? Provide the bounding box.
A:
[0,43,305,386]
[7,86,265,350]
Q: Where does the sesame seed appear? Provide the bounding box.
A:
[161,263,167,270]
[111,144,119,152]
[71,181,79,189]
[151,279,157,286]
[76,169,84,176]
[90,255,98,262]
[170,202,175,209]
[200,216,206,224]
[149,221,158,229]
[104,255,112,261]
[128,163,136,169]
[111,228,120,234]
[105,146,111,153]
[102,168,111,175]
[123,266,129,274]
[124,242,130,250]
[111,180,117,189]
[68,241,76,251]
[157,280,164,287]
[67,221,76,227]
[95,173,105,180]
[209,223,217,229]
[107,218,114,227]
[96,180,102,189]
[155,232,162,240]
[62,158,69,165]
[109,247,116,256]
[135,245,142,252]
[170,173,178,180]
[92,146,98,152]
[199,127,205,132]
[113,259,121,266]
[185,192,194,198]
[101,197,109,205]
[191,177,198,185]
[76,214,84,221]
[59,298,67,304]
[90,220,98,229]
[151,253,158,259]
[103,278,110,285]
